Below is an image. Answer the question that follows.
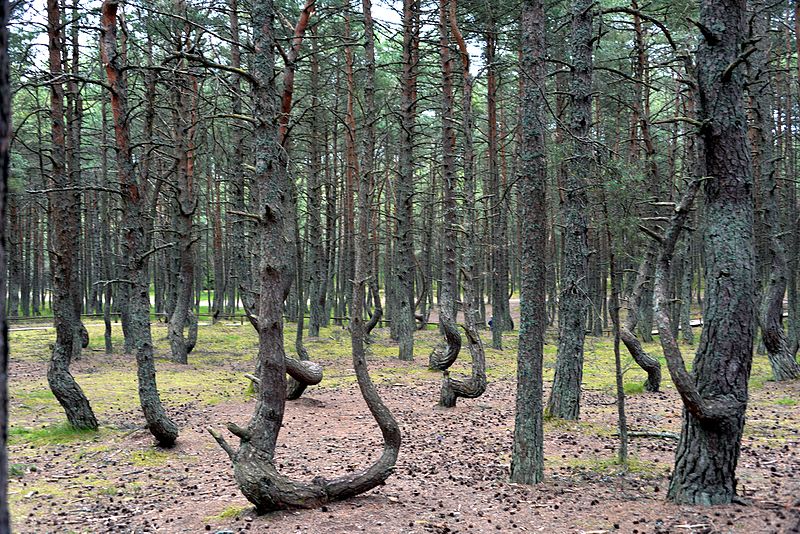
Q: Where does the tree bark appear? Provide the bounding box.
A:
[101,0,178,447]
[510,0,546,483]
[546,0,592,420]
[1,1,11,528]
[168,10,199,364]
[429,0,462,373]
[438,0,486,407]
[655,0,756,503]
[46,0,98,430]
[395,0,417,361]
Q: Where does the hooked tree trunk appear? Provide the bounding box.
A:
[438,0,486,407]
[209,0,400,511]
[429,0,461,374]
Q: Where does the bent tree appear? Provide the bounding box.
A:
[437,0,486,408]
[654,0,755,504]
[46,0,98,430]
[428,0,461,374]
[208,0,400,512]
[100,0,178,447]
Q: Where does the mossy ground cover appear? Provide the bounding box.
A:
[5,319,798,533]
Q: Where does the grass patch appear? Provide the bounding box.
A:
[566,455,663,477]
[8,422,99,446]
[774,397,797,407]
[623,382,645,395]
[129,449,171,467]
[211,505,251,520]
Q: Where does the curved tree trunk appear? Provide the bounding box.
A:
[619,248,662,391]
[546,0,592,420]
[438,0,486,407]
[749,1,800,381]
[210,0,400,511]
[101,0,178,447]
[654,0,756,502]
[429,0,461,373]
[46,0,97,430]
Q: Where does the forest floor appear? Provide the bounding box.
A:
[5,316,800,534]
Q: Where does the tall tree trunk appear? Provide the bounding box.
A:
[395,0,417,361]
[362,0,384,336]
[546,0,592,420]
[307,28,326,337]
[101,0,178,447]
[654,0,756,503]
[46,0,98,430]
[510,0,546,483]
[1,2,12,528]
[167,8,199,364]
[749,1,800,380]
[228,0,251,316]
[486,18,512,349]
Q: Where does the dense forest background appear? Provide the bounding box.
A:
[0,0,799,531]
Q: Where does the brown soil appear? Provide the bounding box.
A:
[7,337,800,534]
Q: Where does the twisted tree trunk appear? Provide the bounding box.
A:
[210,0,399,510]
[438,0,486,407]
[429,0,461,373]
[748,1,800,380]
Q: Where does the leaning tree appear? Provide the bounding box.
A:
[208,0,400,512]
[100,0,179,447]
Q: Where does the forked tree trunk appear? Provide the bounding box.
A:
[167,17,199,364]
[510,0,546,484]
[46,0,97,430]
[209,0,399,511]
[429,0,461,373]
[547,0,592,420]
[100,0,178,447]
[654,0,756,503]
